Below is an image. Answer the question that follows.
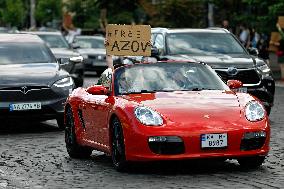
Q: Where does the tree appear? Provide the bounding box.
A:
[35,0,62,27]
[0,0,25,28]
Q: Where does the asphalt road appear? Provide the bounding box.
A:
[0,76,283,189]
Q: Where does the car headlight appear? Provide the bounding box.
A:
[257,62,270,73]
[134,106,163,126]
[245,101,265,122]
[53,77,74,88]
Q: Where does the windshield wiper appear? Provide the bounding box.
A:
[191,87,214,91]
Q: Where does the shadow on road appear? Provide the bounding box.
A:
[0,120,61,134]
[84,153,265,175]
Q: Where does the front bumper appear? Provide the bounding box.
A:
[123,118,270,162]
[0,97,66,121]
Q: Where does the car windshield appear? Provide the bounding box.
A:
[166,33,246,55]
[0,43,55,64]
[114,62,228,95]
[75,37,105,49]
[38,34,70,48]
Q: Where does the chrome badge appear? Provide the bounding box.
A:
[20,86,28,94]
[227,67,238,76]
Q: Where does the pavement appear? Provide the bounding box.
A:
[275,80,284,87]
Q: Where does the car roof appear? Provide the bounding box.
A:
[151,27,230,34]
[75,35,105,39]
[0,33,44,43]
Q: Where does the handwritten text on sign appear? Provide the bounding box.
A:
[106,25,151,56]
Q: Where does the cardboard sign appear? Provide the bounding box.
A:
[269,32,281,52]
[106,24,151,56]
[278,16,284,28]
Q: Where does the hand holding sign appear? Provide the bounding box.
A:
[106,24,151,56]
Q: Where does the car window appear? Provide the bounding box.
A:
[75,37,105,49]
[38,34,70,48]
[0,43,55,64]
[166,33,246,55]
[97,68,113,90]
[154,34,164,49]
[114,62,228,95]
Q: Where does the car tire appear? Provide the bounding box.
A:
[265,106,271,116]
[65,107,92,159]
[56,117,65,131]
[237,156,265,168]
[74,77,84,88]
[111,117,128,172]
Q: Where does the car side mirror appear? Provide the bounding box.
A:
[227,80,243,89]
[151,46,160,58]
[71,43,80,49]
[248,47,259,56]
[86,85,108,95]
[69,56,83,64]
[57,58,69,65]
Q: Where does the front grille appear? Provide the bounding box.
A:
[215,69,260,84]
[240,138,266,151]
[0,86,61,102]
[148,141,185,155]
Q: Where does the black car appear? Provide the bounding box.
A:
[22,31,84,87]
[0,34,75,129]
[73,35,108,75]
[151,28,275,114]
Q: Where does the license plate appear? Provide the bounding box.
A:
[201,133,227,148]
[9,102,41,111]
[235,87,247,93]
[93,61,106,66]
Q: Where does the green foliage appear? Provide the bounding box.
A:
[152,0,207,27]
[0,0,25,27]
[66,0,100,28]
[35,0,62,26]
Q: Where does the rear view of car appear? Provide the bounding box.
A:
[73,35,107,75]
[0,34,74,129]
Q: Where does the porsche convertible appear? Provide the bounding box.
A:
[64,61,270,171]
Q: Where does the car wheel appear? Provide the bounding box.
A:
[265,106,271,116]
[111,117,128,171]
[65,107,92,158]
[56,117,65,131]
[237,156,265,168]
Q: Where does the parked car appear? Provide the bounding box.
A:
[0,34,77,129]
[64,61,269,171]
[22,31,84,87]
[73,35,107,75]
[151,28,275,115]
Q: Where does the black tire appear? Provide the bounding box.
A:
[65,108,92,159]
[111,117,128,171]
[56,117,65,131]
[237,156,265,169]
[74,77,84,88]
[265,106,271,116]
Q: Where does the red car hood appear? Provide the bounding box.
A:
[123,91,243,129]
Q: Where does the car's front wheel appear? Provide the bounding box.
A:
[65,107,92,158]
[237,156,265,168]
[111,117,128,171]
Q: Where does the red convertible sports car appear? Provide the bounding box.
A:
[64,61,270,171]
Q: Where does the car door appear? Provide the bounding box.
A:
[86,68,113,146]
[79,93,96,141]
